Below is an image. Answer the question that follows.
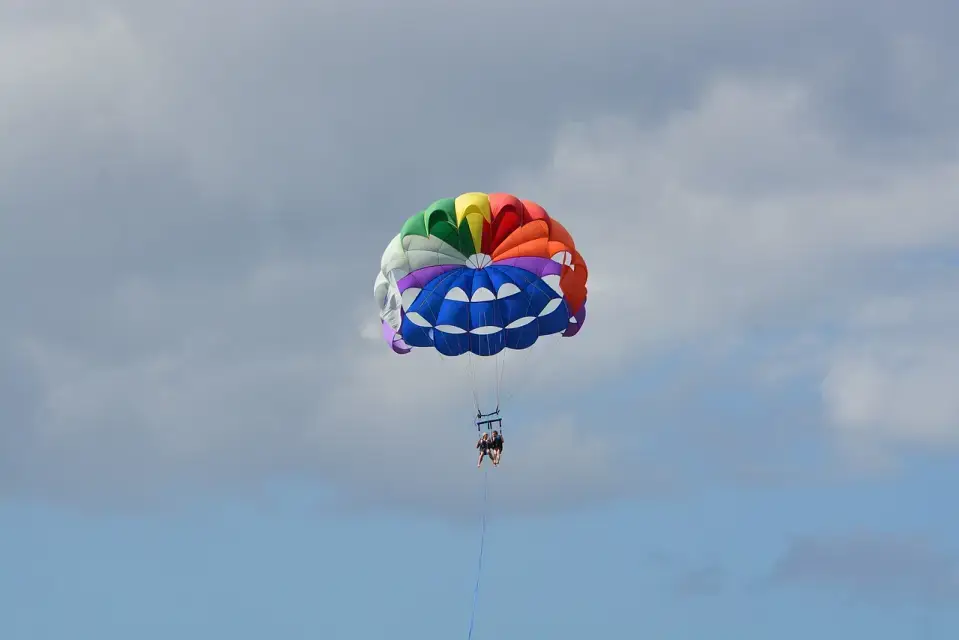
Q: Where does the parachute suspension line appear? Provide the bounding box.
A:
[495,350,504,412]
[485,307,504,414]
[465,311,479,415]
[437,342,481,419]
[467,351,481,416]
[498,322,508,412]
[466,307,505,418]
[498,315,507,413]
[467,469,489,640]
[480,313,499,411]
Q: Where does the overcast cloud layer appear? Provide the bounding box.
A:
[767,533,959,604]
[2,0,959,516]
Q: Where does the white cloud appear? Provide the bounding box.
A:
[0,10,171,175]
[8,250,619,515]
[13,71,959,509]
[515,75,959,346]
[821,281,959,451]
[4,0,959,512]
[508,74,959,462]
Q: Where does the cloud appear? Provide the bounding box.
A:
[673,564,726,597]
[508,72,959,467]
[510,75,959,361]
[821,280,959,450]
[2,0,959,515]
[644,550,726,597]
[766,533,959,605]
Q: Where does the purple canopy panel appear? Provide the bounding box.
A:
[397,264,462,293]
[382,320,412,354]
[562,301,587,337]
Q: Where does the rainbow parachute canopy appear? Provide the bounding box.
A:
[373,192,588,357]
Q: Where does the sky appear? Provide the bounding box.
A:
[2,0,959,637]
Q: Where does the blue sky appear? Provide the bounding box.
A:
[3,0,959,638]
[3,462,957,639]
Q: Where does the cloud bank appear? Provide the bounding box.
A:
[2,0,958,515]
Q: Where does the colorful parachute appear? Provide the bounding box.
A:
[373,192,587,358]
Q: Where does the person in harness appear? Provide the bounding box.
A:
[489,430,504,466]
[476,432,491,468]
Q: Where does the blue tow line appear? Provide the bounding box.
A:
[467,470,489,639]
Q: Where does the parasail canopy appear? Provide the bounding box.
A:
[374,192,588,359]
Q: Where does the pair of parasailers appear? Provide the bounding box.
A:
[476,431,503,467]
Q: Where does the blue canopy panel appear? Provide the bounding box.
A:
[398,264,570,356]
